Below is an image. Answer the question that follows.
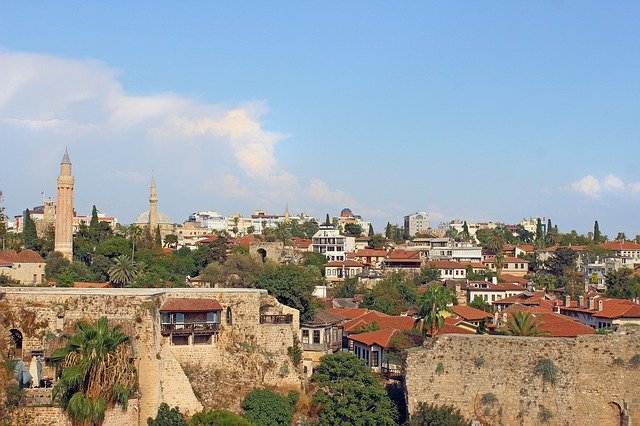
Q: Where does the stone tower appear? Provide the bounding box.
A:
[149,172,158,232]
[54,149,74,260]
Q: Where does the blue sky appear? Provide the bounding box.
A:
[1,2,639,237]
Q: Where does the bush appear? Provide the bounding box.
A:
[287,336,303,367]
[630,354,640,369]
[539,406,553,423]
[474,356,485,368]
[435,362,445,374]
[535,359,557,384]
[147,403,187,426]
[480,393,498,406]
[408,402,471,426]
[190,409,254,426]
[613,357,625,366]
[241,389,293,426]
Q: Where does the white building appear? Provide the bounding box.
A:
[404,212,430,237]
[312,225,355,261]
[187,211,226,233]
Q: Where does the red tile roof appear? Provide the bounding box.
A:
[600,241,640,251]
[493,291,552,307]
[228,234,257,247]
[503,307,596,337]
[468,282,526,292]
[500,274,529,285]
[0,249,45,264]
[483,256,529,264]
[348,249,389,258]
[328,307,372,319]
[160,298,223,312]
[560,297,640,319]
[325,260,365,268]
[385,250,421,261]
[427,260,487,269]
[348,328,398,348]
[450,305,492,321]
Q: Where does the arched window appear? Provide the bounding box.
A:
[226,306,232,325]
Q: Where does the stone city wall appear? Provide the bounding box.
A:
[405,326,640,425]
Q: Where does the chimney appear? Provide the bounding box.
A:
[491,276,498,285]
[553,302,560,314]
[598,299,604,311]
[564,295,571,307]
[578,295,584,308]
[588,297,595,310]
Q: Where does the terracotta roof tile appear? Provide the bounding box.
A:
[348,328,398,348]
[450,305,492,321]
[160,298,223,312]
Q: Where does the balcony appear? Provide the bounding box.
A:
[161,322,221,336]
[260,314,293,324]
[302,340,342,352]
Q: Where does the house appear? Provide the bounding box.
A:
[558,295,640,330]
[300,309,343,376]
[426,260,487,280]
[348,328,403,373]
[347,249,389,269]
[483,256,529,277]
[159,298,224,346]
[448,305,492,327]
[383,250,423,271]
[492,291,555,312]
[467,280,526,307]
[324,260,365,286]
[312,224,355,261]
[289,237,312,252]
[600,241,640,261]
[502,244,535,258]
[499,306,596,337]
[0,249,46,285]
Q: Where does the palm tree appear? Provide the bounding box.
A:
[504,311,547,336]
[494,252,506,280]
[108,255,140,287]
[546,229,560,246]
[488,232,506,253]
[415,285,456,336]
[51,317,136,425]
[128,225,142,261]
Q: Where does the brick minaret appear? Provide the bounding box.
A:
[54,149,74,260]
[149,172,158,232]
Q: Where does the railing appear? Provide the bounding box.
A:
[303,340,342,352]
[260,314,293,324]
[381,366,404,380]
[161,322,221,335]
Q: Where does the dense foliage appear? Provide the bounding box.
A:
[241,389,294,426]
[312,352,397,426]
[415,285,456,335]
[147,403,188,426]
[360,271,418,315]
[408,402,472,426]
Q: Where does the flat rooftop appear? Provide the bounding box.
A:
[0,287,268,297]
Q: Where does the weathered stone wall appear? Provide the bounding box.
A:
[10,399,139,426]
[1,287,303,425]
[405,327,640,425]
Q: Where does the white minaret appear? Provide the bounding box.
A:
[54,149,74,260]
[149,172,158,232]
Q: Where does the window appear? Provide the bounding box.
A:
[226,307,232,325]
[171,335,189,346]
[174,313,185,326]
[302,330,309,344]
[206,311,219,324]
[193,335,212,345]
[313,330,321,344]
[161,313,170,324]
[372,351,379,367]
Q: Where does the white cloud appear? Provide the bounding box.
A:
[603,174,625,191]
[306,179,355,207]
[570,174,640,199]
[571,175,601,198]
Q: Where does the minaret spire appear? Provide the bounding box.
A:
[55,148,74,260]
[149,171,158,231]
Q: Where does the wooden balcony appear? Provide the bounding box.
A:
[260,314,293,324]
[161,322,220,336]
[302,340,342,352]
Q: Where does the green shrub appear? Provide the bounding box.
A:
[287,336,303,367]
[480,393,498,406]
[147,403,187,426]
[241,389,293,426]
[613,357,625,366]
[630,354,640,369]
[408,402,471,426]
[190,409,254,426]
[535,359,557,384]
[474,356,485,368]
[539,406,553,423]
[435,362,445,374]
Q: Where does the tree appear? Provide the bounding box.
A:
[190,409,254,426]
[22,209,38,250]
[368,223,374,236]
[369,234,386,249]
[547,219,552,236]
[546,248,578,276]
[90,205,99,229]
[409,402,471,426]
[52,317,136,425]
[385,222,392,239]
[361,272,417,315]
[301,251,327,273]
[108,255,141,286]
[128,225,142,261]
[241,389,294,426]
[154,226,162,248]
[343,223,364,236]
[163,234,178,248]
[504,311,546,336]
[461,221,470,241]
[312,352,397,426]
[469,296,490,312]
[147,403,187,426]
[200,253,263,288]
[415,285,456,335]
[606,268,640,300]
[45,251,72,280]
[494,252,506,280]
[557,268,584,298]
[302,220,319,239]
[257,264,320,323]
[324,214,331,226]
[593,220,602,243]
[334,276,359,298]
[535,218,544,245]
[415,265,441,284]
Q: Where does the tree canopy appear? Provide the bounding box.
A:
[241,389,294,426]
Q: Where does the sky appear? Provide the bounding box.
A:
[1,2,639,237]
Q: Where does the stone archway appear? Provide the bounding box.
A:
[257,248,267,262]
[599,402,622,426]
[9,329,22,350]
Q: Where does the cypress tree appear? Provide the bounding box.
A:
[593,221,601,243]
[154,225,162,248]
[23,209,38,250]
[368,223,374,236]
[535,218,543,242]
[547,219,552,235]
[325,214,331,226]
[385,222,392,239]
[89,205,99,229]
[462,221,470,240]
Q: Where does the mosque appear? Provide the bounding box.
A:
[133,173,176,237]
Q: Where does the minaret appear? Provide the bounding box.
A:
[149,172,158,231]
[284,204,290,224]
[54,149,74,260]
